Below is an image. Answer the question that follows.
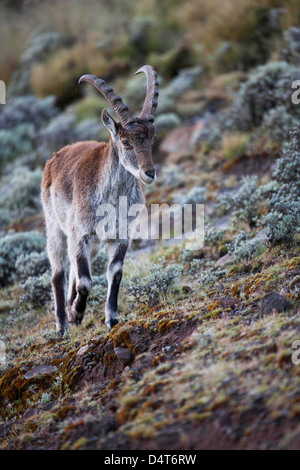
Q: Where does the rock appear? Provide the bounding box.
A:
[104,341,114,354]
[182,285,192,293]
[213,215,231,231]
[215,253,235,267]
[253,227,269,243]
[23,407,37,419]
[159,120,205,156]
[77,345,89,356]
[165,152,195,165]
[114,347,134,366]
[24,364,57,380]
[260,292,292,316]
[135,353,153,369]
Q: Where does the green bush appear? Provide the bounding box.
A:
[0,231,45,286]
[218,176,260,228]
[174,186,206,206]
[20,272,52,308]
[265,127,300,244]
[15,252,50,282]
[126,262,182,306]
[0,167,42,219]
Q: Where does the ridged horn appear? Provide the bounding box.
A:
[78,74,135,127]
[135,65,159,123]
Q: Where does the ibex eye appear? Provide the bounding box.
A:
[122,140,129,146]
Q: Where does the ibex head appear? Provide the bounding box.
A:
[79,65,159,185]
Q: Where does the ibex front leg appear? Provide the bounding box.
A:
[105,240,129,328]
[46,226,68,336]
[67,236,93,325]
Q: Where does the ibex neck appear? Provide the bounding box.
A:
[102,138,136,197]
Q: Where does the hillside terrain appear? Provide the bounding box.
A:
[0,0,299,450]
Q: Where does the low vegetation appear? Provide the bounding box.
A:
[0,0,299,450]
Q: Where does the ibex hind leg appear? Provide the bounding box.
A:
[105,240,129,328]
[66,266,76,318]
[46,225,69,336]
[67,237,93,325]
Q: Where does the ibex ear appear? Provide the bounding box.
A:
[101,109,118,137]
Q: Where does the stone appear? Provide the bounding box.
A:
[159,120,205,156]
[260,292,292,316]
[77,345,89,356]
[114,347,134,366]
[24,364,57,379]
[104,341,114,354]
[215,253,235,267]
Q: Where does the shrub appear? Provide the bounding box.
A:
[218,176,260,227]
[228,230,265,261]
[265,127,300,244]
[126,262,182,306]
[0,95,58,130]
[159,165,185,190]
[20,272,52,308]
[89,274,108,306]
[0,124,35,170]
[0,167,42,218]
[272,128,300,185]
[92,248,108,276]
[199,267,227,286]
[74,119,102,142]
[30,42,116,106]
[261,106,299,143]
[265,195,300,245]
[194,61,300,149]
[229,61,300,131]
[174,186,206,206]
[15,252,50,282]
[189,258,202,275]
[205,225,226,247]
[37,113,76,161]
[0,231,45,286]
[71,95,106,122]
[280,27,300,65]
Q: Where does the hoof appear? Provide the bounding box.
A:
[67,305,84,325]
[107,318,118,329]
[56,324,69,338]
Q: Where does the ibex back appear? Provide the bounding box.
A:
[41,65,159,335]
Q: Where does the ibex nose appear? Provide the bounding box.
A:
[145,169,155,180]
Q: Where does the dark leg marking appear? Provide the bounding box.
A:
[106,240,129,327]
[52,271,67,334]
[70,254,92,323]
[108,269,123,312]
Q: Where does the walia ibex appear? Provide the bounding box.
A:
[41,65,159,335]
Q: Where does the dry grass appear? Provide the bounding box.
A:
[0,0,135,85]
[174,0,295,49]
[0,5,31,83]
[221,132,250,160]
[31,42,107,100]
